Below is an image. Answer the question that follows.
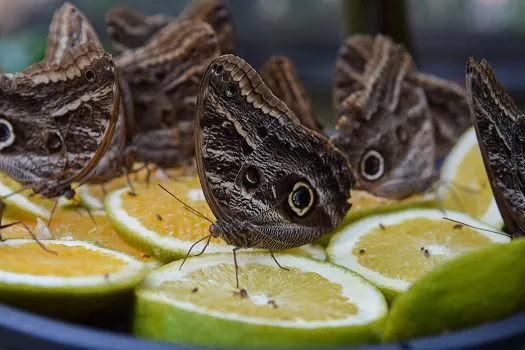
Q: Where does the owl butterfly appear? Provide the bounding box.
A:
[260,56,323,133]
[44,2,134,185]
[331,34,437,199]
[116,20,220,169]
[194,54,353,286]
[466,58,524,238]
[333,34,471,161]
[106,0,234,55]
[0,43,119,198]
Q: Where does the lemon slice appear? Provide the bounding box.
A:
[438,127,503,228]
[1,208,158,265]
[105,177,326,262]
[78,167,189,210]
[327,209,509,300]
[133,253,387,347]
[0,173,79,220]
[0,239,147,318]
[317,190,435,246]
[384,238,525,341]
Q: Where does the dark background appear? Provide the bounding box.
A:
[0,0,523,128]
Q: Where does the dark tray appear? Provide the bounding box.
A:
[1,303,525,350]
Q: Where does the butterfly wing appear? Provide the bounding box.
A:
[117,20,220,168]
[260,56,322,133]
[466,58,525,237]
[407,72,471,159]
[105,6,171,55]
[0,43,119,197]
[45,2,103,65]
[331,35,436,199]
[195,54,353,249]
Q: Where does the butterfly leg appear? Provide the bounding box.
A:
[233,247,240,289]
[47,196,60,232]
[179,234,212,270]
[100,183,107,196]
[269,251,289,271]
[123,166,137,196]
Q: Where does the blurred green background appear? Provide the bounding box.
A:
[1,0,524,127]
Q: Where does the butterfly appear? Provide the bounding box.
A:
[106,0,235,55]
[193,54,354,285]
[466,58,524,238]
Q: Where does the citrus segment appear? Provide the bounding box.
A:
[439,127,503,228]
[384,238,525,341]
[105,176,328,262]
[317,190,435,246]
[327,209,509,300]
[0,239,147,318]
[133,253,387,347]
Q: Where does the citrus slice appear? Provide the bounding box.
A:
[0,208,157,265]
[316,190,435,246]
[133,253,387,347]
[105,176,327,262]
[0,239,147,319]
[0,172,79,220]
[383,238,525,342]
[438,127,503,228]
[78,167,188,210]
[326,209,509,300]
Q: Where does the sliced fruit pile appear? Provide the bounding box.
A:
[134,253,387,347]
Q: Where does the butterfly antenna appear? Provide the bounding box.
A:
[158,184,214,224]
[442,217,511,237]
[179,234,212,270]
[1,185,31,200]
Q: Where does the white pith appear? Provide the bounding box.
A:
[439,127,503,228]
[78,185,104,210]
[138,253,387,328]
[0,181,50,219]
[0,239,146,288]
[327,208,510,292]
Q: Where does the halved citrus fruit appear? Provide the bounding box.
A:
[0,172,79,220]
[78,166,189,210]
[384,238,525,341]
[1,208,157,264]
[0,239,147,318]
[105,176,327,262]
[133,253,387,347]
[326,209,509,300]
[317,190,435,246]
[438,127,503,228]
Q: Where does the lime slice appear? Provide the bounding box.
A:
[1,208,158,265]
[383,238,525,341]
[133,253,387,347]
[105,177,327,262]
[438,127,503,228]
[0,239,147,319]
[327,209,509,300]
[317,190,435,246]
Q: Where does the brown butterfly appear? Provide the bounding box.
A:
[44,2,134,186]
[466,58,524,238]
[331,34,437,199]
[193,54,353,286]
[106,0,235,55]
[0,42,120,198]
[260,56,323,133]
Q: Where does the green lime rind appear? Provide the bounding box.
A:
[383,238,525,342]
[133,253,388,347]
[0,240,148,319]
[316,194,436,247]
